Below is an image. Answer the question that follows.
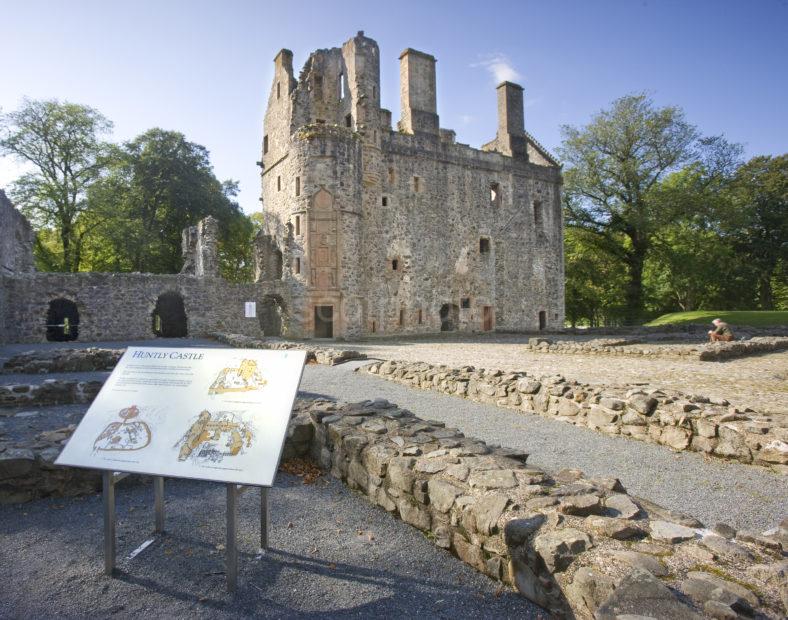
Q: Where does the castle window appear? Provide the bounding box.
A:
[315,118,326,124]
[294,257,301,275]
[418,309,423,324]
[413,176,421,192]
[391,259,399,271]
[388,167,395,184]
[490,182,500,207]
[277,176,281,191]
[399,308,404,326]
[372,85,377,99]
[345,113,352,128]
[382,196,388,206]
[263,135,269,154]
[295,215,301,236]
[371,320,376,333]
[277,81,281,99]
[479,237,490,254]
[461,297,471,309]
[338,72,343,99]
[533,200,542,227]
[295,176,301,197]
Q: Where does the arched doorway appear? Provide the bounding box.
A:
[439,303,459,332]
[152,292,188,337]
[46,298,79,341]
[259,295,286,337]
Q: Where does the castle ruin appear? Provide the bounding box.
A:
[255,31,564,339]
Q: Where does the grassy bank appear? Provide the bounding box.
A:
[646,310,788,327]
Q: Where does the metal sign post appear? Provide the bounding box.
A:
[102,471,269,592]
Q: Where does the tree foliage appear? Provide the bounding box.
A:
[559,93,742,323]
[0,99,112,271]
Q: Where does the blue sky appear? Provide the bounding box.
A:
[2,0,786,214]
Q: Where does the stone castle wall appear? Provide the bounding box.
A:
[259,32,564,338]
[0,272,265,343]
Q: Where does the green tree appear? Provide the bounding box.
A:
[85,129,252,276]
[725,155,788,309]
[0,98,113,271]
[559,93,741,323]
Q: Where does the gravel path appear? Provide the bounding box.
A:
[317,333,788,414]
[0,474,544,619]
[299,364,788,532]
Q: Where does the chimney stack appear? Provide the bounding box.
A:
[398,48,439,135]
[495,81,527,158]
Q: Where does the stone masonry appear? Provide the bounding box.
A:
[257,32,564,339]
[0,193,268,343]
[4,396,785,617]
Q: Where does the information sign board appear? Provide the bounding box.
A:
[56,346,306,487]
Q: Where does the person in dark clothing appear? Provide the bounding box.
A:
[708,318,734,342]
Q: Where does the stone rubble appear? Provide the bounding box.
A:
[2,396,786,618]
[526,336,788,362]
[211,332,367,365]
[360,359,788,472]
[2,347,122,374]
[0,380,102,409]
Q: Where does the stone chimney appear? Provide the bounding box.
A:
[398,48,439,135]
[495,81,527,159]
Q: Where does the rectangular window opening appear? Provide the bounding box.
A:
[315,118,326,124]
[461,297,471,309]
[295,215,301,236]
[263,135,269,154]
[490,182,500,207]
[295,176,301,197]
[533,200,543,227]
[479,237,490,254]
[371,320,376,333]
[413,176,420,192]
[399,308,404,327]
[277,176,281,191]
[391,259,399,271]
[345,113,352,128]
[418,309,423,324]
[277,81,281,99]
[294,257,301,275]
[382,196,388,206]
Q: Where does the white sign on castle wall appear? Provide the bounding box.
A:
[56,347,306,487]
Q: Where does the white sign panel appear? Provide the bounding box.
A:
[56,347,306,487]
[244,302,256,318]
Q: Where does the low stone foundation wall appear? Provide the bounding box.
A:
[2,348,122,374]
[527,336,788,362]
[2,397,786,617]
[0,379,103,408]
[305,398,787,618]
[361,361,788,472]
[211,332,367,365]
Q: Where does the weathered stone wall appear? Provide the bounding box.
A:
[180,215,220,277]
[362,360,788,472]
[0,273,266,343]
[0,379,103,408]
[527,336,788,361]
[260,32,565,338]
[306,398,787,618]
[2,394,786,616]
[0,190,35,276]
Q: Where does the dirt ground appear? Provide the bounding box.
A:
[328,333,788,414]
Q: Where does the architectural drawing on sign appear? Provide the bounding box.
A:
[208,359,267,395]
[175,410,254,463]
[93,405,152,452]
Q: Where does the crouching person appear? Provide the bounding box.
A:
[708,318,735,342]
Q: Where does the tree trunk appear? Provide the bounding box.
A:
[624,246,647,325]
[758,273,774,310]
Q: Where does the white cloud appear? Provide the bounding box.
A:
[471,53,522,84]
[459,114,474,125]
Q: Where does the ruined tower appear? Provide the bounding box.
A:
[259,33,564,338]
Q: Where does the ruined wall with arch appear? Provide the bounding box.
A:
[0,273,267,344]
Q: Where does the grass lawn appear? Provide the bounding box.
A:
[646,310,788,327]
